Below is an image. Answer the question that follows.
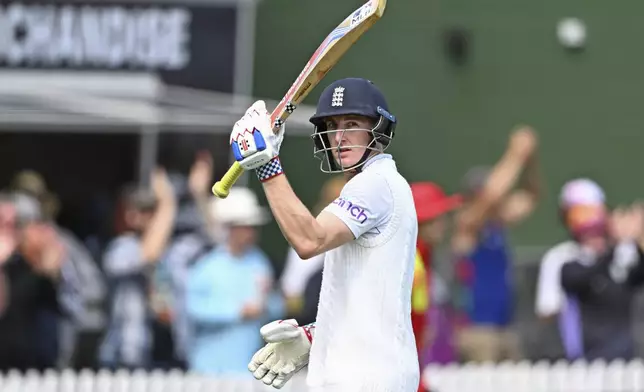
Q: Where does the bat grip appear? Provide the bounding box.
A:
[212,162,245,198]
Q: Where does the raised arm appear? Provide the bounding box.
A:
[140,169,176,262]
[262,177,353,259]
[453,127,536,254]
[499,146,542,225]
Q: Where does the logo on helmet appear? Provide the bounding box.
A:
[331,86,345,107]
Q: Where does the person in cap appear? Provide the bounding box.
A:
[185,186,277,376]
[98,168,176,370]
[0,193,62,372]
[410,182,461,392]
[410,183,461,355]
[536,178,644,361]
[451,127,541,363]
[233,78,418,391]
[10,170,60,221]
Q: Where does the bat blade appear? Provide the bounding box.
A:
[269,0,387,132]
[212,0,387,198]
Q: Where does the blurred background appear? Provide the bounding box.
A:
[0,0,644,391]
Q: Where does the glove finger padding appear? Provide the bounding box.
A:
[260,319,302,343]
[261,365,279,386]
[272,361,297,389]
[249,344,274,378]
[257,351,279,383]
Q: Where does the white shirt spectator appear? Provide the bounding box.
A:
[536,241,580,317]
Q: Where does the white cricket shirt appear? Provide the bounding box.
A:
[307,154,420,392]
[535,241,580,317]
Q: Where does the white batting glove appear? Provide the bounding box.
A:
[230,100,285,171]
[248,319,314,389]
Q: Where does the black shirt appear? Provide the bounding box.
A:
[0,254,60,371]
[561,243,644,361]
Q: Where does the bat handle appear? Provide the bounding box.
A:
[212,162,245,199]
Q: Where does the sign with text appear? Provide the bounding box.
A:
[0,1,238,91]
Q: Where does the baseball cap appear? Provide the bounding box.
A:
[559,178,605,208]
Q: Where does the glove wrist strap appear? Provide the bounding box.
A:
[302,322,315,343]
[256,157,284,182]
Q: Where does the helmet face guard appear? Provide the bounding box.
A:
[308,78,397,174]
[311,112,395,173]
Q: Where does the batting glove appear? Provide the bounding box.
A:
[248,319,314,389]
[230,100,285,177]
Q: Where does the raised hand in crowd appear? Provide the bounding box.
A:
[20,222,66,280]
[139,168,177,265]
[508,126,538,161]
[610,203,644,244]
[453,126,541,254]
[151,167,176,205]
[188,151,216,235]
[188,151,214,198]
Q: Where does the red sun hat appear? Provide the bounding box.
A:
[411,182,463,223]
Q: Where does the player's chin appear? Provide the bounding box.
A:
[333,151,361,169]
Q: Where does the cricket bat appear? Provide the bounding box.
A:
[212,0,388,198]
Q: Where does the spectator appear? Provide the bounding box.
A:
[280,175,345,318]
[98,168,176,370]
[451,127,541,363]
[10,170,107,369]
[542,180,644,361]
[0,194,64,372]
[410,182,462,360]
[12,191,108,370]
[535,178,607,359]
[185,186,276,376]
[149,152,216,370]
[410,182,461,392]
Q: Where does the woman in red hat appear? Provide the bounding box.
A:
[410,182,462,392]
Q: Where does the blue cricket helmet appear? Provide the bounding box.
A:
[309,78,397,173]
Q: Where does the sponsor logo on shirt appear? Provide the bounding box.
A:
[332,197,368,224]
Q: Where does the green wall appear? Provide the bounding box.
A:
[251,0,644,266]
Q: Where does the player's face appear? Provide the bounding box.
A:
[324,115,375,168]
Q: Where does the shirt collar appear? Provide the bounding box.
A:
[362,153,393,171]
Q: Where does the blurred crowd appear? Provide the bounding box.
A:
[0,126,643,387]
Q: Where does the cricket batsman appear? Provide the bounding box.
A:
[228,77,420,391]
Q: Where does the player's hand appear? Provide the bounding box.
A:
[231,100,285,171]
[248,319,313,389]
